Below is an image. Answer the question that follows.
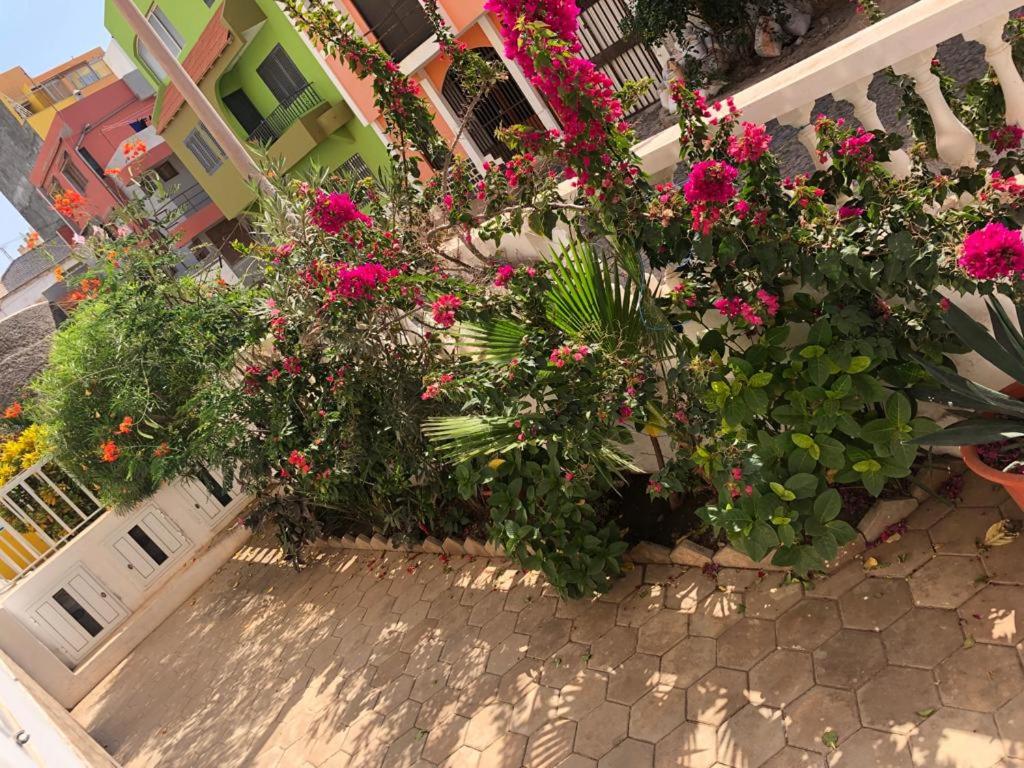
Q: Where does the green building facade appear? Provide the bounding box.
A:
[104,0,390,219]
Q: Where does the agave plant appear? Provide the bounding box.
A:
[912,295,1024,450]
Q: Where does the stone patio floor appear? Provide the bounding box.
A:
[73,473,1024,768]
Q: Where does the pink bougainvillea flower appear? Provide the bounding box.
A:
[727,122,772,164]
[837,205,865,220]
[683,160,739,204]
[493,264,515,288]
[959,222,1024,280]
[309,191,372,234]
[989,124,1024,153]
[431,294,462,328]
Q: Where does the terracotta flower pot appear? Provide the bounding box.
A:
[959,382,1024,512]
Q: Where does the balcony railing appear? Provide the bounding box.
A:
[0,459,104,591]
[153,182,213,230]
[246,83,324,147]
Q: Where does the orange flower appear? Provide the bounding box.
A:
[52,189,86,221]
[54,266,64,282]
[116,416,134,434]
[24,231,41,250]
[100,440,119,462]
[123,138,147,159]
[3,402,22,419]
[153,442,170,458]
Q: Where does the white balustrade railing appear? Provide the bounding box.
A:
[0,460,104,591]
[632,0,1024,180]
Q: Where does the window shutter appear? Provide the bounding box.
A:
[257,46,306,103]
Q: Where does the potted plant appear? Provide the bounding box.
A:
[912,296,1024,509]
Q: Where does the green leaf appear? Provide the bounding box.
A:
[846,356,872,374]
[800,345,826,359]
[769,482,797,502]
[885,392,912,425]
[791,433,815,450]
[785,473,819,499]
[853,459,882,473]
[814,489,842,521]
[909,417,1024,446]
[944,298,1024,384]
[749,371,773,388]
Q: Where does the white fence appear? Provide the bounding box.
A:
[634,0,1024,181]
[0,460,104,590]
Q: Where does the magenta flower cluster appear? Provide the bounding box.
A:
[727,122,772,164]
[684,161,739,204]
[959,222,1024,280]
[328,263,398,303]
[309,191,372,235]
[713,290,779,327]
[431,294,463,328]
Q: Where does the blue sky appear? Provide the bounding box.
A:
[0,2,109,259]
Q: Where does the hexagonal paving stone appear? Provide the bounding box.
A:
[526,617,573,661]
[929,506,1002,555]
[689,592,744,638]
[807,562,866,601]
[744,575,803,620]
[588,626,639,672]
[486,633,529,676]
[856,665,940,735]
[465,702,514,751]
[958,584,1024,646]
[784,687,861,754]
[813,629,888,690]
[597,738,654,768]
[980,523,1024,584]
[440,744,482,768]
[541,644,590,689]
[863,530,934,579]
[937,643,1024,712]
[907,556,987,609]
[717,619,776,670]
[606,653,659,705]
[663,570,717,613]
[996,690,1024,759]
[748,649,814,708]
[826,729,911,767]
[422,715,472,764]
[524,718,575,768]
[630,684,688,743]
[661,636,718,690]
[557,668,609,720]
[716,705,786,768]
[617,585,665,628]
[880,608,964,668]
[571,601,619,644]
[776,599,842,651]
[687,668,748,727]
[575,700,629,760]
[479,732,527,768]
[637,611,690,656]
[654,721,718,768]
[497,658,542,704]
[762,747,825,767]
[838,578,914,631]
[907,708,1004,768]
[905,496,952,530]
[510,684,560,736]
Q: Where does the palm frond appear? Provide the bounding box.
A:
[544,240,672,357]
[457,319,530,364]
[422,415,522,463]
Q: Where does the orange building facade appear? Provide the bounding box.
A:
[316,0,664,169]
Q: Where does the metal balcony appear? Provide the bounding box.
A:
[246,83,324,147]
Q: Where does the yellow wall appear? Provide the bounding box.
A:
[0,530,50,580]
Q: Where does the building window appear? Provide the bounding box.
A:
[68,64,101,90]
[203,0,215,6]
[350,0,433,61]
[137,41,167,82]
[256,45,307,103]
[61,154,88,193]
[154,161,179,182]
[77,147,105,177]
[184,124,226,174]
[147,7,184,56]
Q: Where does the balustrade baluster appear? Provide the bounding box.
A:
[779,103,827,170]
[833,76,913,178]
[892,48,977,167]
[965,14,1024,128]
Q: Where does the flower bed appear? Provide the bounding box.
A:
[21,0,1024,597]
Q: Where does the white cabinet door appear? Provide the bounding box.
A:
[108,505,190,587]
[181,468,239,528]
[28,566,128,667]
